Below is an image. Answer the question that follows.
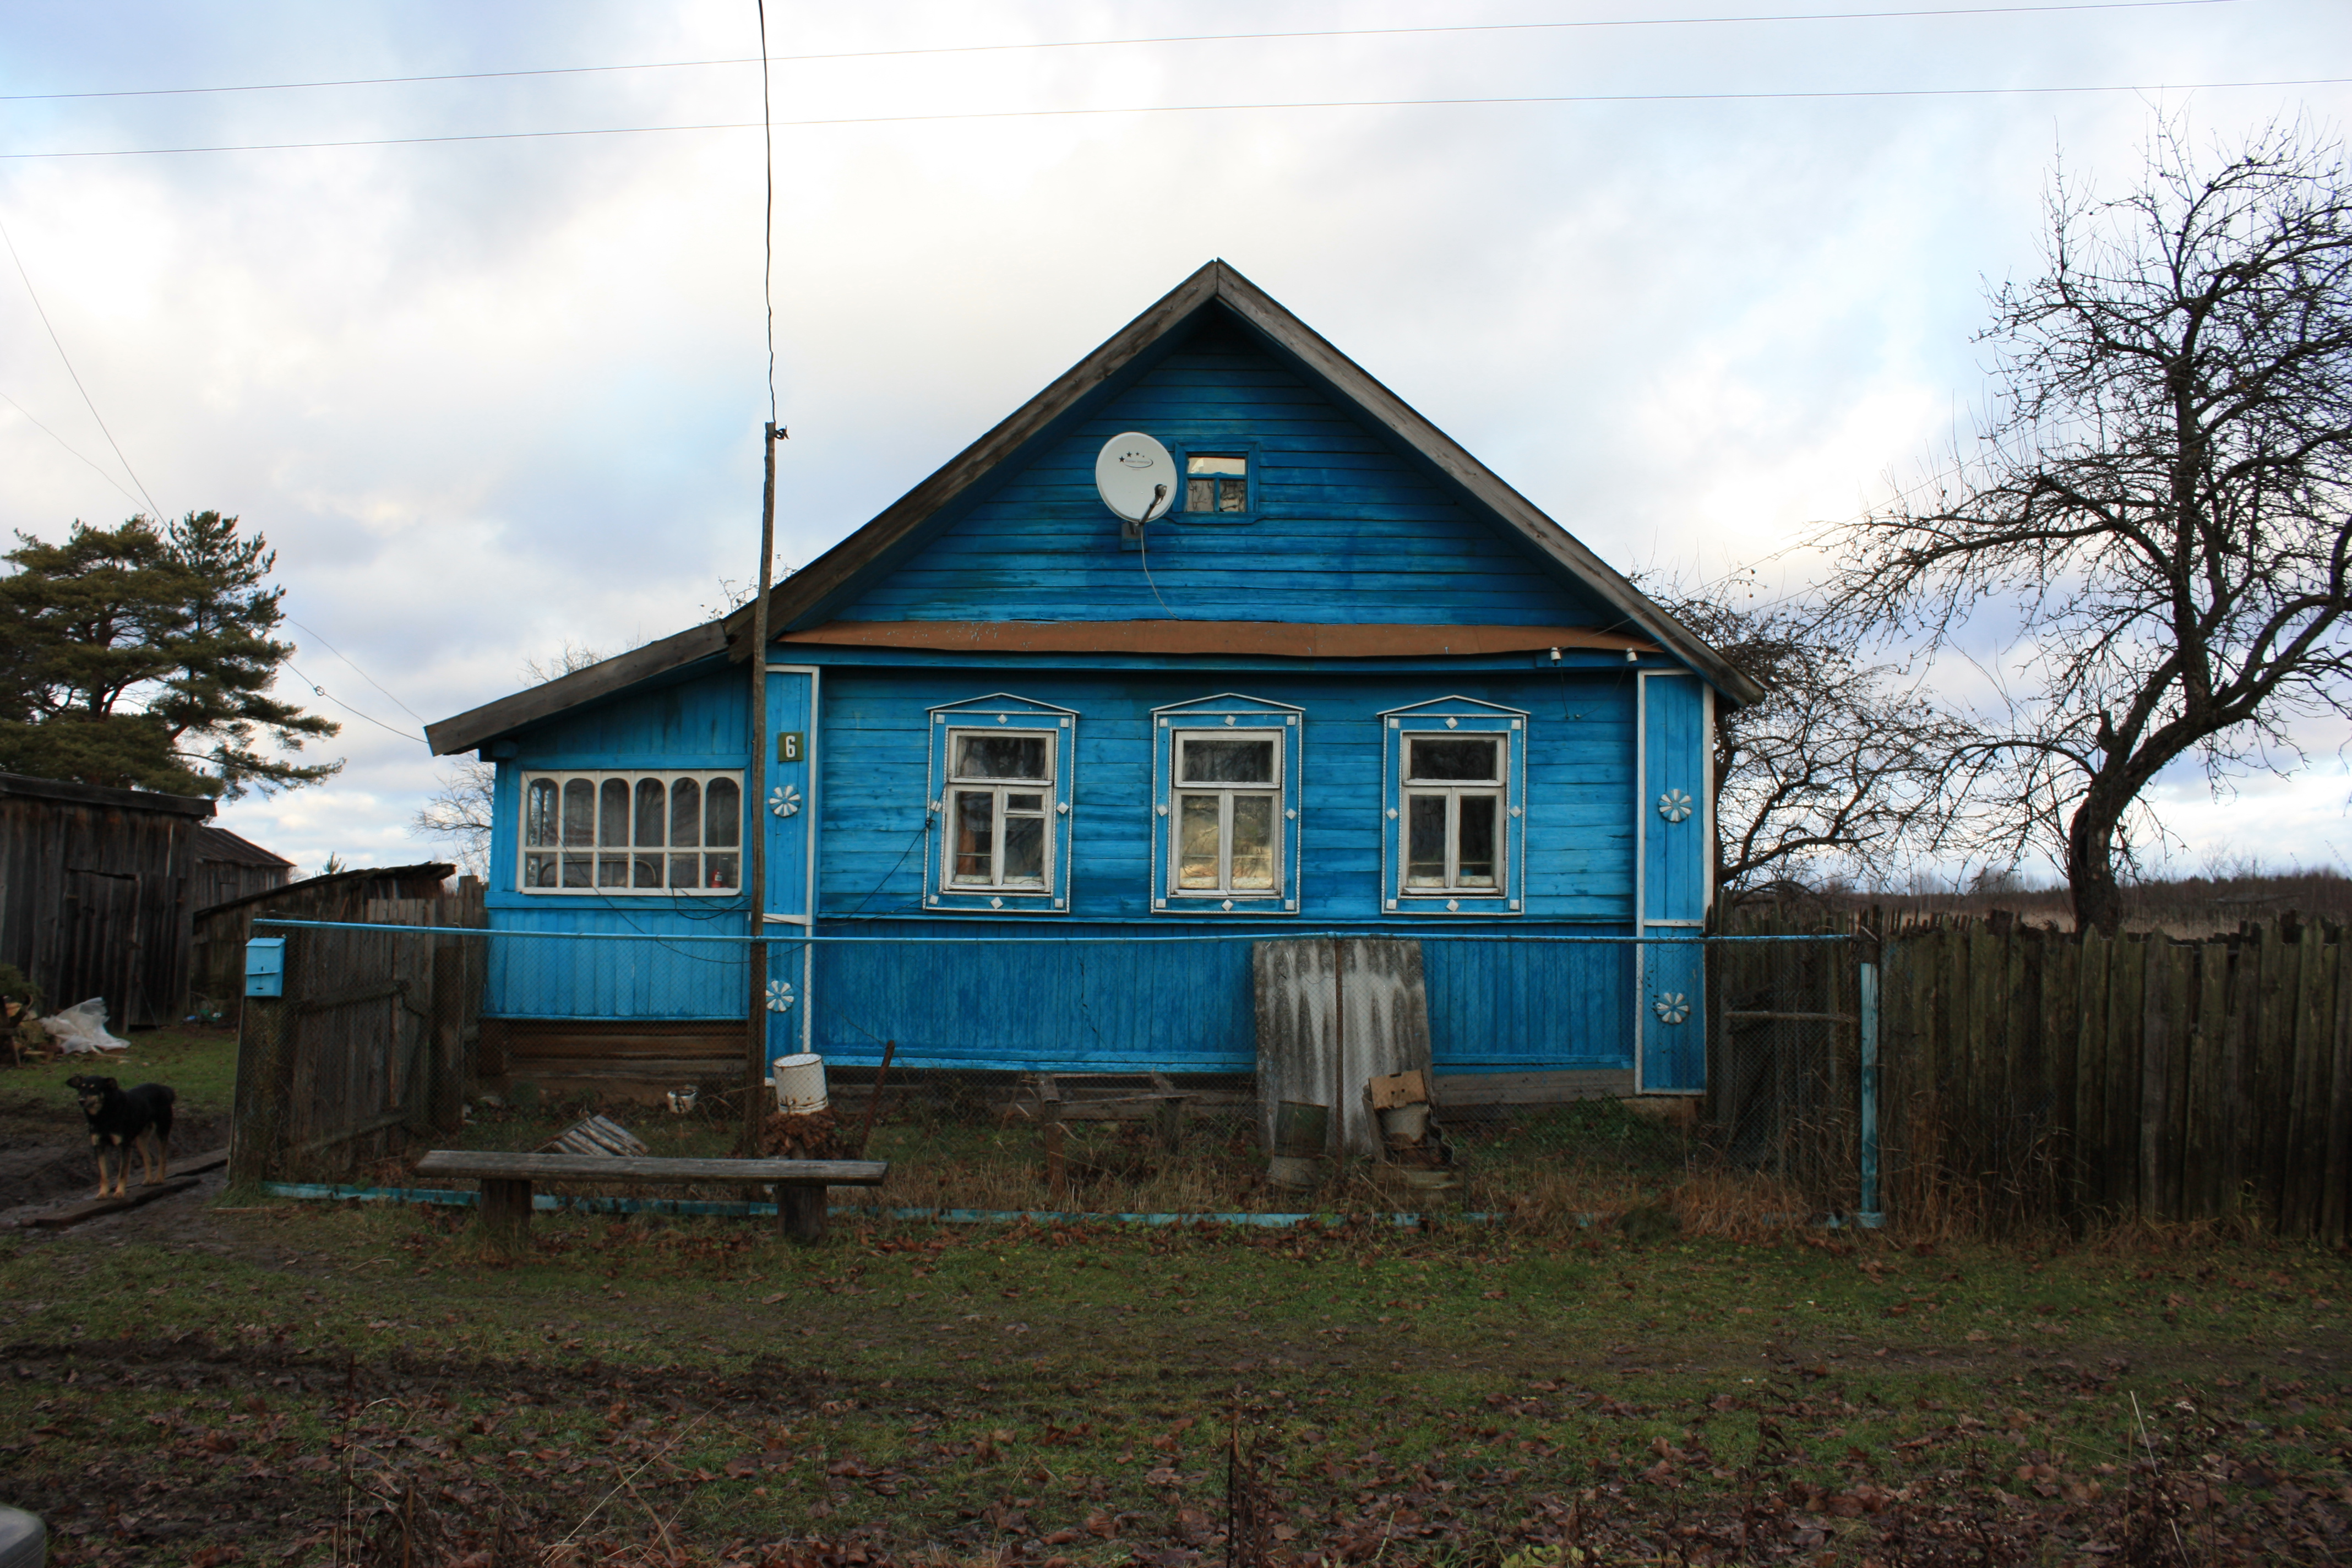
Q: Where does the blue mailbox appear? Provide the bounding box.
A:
[244,937,285,999]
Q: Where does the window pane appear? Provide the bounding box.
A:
[1406,796,1448,887]
[671,778,701,848]
[1229,794,1276,890]
[1002,815,1046,885]
[524,852,558,888]
[952,791,995,883]
[1457,796,1499,887]
[562,779,595,847]
[1180,737,1275,783]
[954,734,1048,780]
[1005,792,1044,814]
[1407,738,1500,782]
[1176,794,1221,889]
[1187,454,1246,476]
[633,855,663,889]
[597,855,630,888]
[524,779,558,848]
[634,779,665,847]
[1217,476,1246,513]
[705,777,741,847]
[600,780,629,847]
[1185,476,1215,513]
[561,854,592,889]
[669,854,700,888]
[704,853,740,890]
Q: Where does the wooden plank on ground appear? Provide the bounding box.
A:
[414,1150,888,1184]
[26,1176,202,1229]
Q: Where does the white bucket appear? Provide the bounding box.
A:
[771,1052,829,1114]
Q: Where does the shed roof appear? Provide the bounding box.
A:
[428,260,1761,755]
[193,824,295,868]
[0,771,216,819]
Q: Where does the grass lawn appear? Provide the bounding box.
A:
[0,1198,2346,1566]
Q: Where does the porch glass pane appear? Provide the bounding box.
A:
[669,854,699,888]
[704,853,739,889]
[1002,815,1045,886]
[705,777,741,847]
[1176,794,1221,888]
[1229,794,1275,890]
[1407,737,1499,782]
[600,780,629,847]
[524,852,557,888]
[633,855,663,889]
[597,855,629,888]
[1457,795,1499,887]
[954,734,1048,780]
[1180,737,1273,783]
[671,778,701,848]
[562,780,595,847]
[634,779,665,847]
[524,779,558,847]
[1405,796,1447,886]
[952,792,994,883]
[561,853,592,889]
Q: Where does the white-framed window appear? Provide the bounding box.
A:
[519,770,743,895]
[1380,698,1528,915]
[926,694,1076,912]
[1150,694,1303,914]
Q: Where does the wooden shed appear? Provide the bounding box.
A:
[192,825,296,911]
[189,861,456,1015]
[0,771,215,1029]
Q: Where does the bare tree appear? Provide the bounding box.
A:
[1827,123,2352,931]
[1659,578,1977,899]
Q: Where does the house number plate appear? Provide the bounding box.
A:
[776,732,804,764]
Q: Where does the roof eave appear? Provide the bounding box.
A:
[424,619,729,756]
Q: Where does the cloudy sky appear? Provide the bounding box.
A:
[3,0,2348,883]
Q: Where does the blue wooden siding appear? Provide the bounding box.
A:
[798,926,1632,1076]
[834,318,1613,628]
[1642,673,1708,924]
[1639,939,1706,1092]
[815,668,1636,925]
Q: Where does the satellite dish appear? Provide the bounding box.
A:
[1095,432,1177,525]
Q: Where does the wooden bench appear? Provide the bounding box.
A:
[413,1150,888,1246]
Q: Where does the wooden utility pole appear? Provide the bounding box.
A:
[743,422,781,1153]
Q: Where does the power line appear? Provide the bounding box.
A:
[283,617,429,722]
[283,660,428,744]
[0,0,2242,105]
[0,213,166,518]
[7,74,2345,160]
[0,389,150,511]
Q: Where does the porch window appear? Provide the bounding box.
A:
[520,770,742,894]
[1380,700,1528,915]
[924,695,1078,912]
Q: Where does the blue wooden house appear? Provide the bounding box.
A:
[424,262,1762,1102]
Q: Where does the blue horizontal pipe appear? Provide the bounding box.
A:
[252,918,1844,947]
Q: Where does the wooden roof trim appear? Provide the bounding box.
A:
[0,771,216,818]
[781,619,1657,658]
[425,619,727,756]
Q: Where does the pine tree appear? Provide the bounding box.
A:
[0,512,341,797]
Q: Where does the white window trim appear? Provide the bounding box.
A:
[924,694,1077,913]
[1379,698,1528,916]
[1150,694,1304,915]
[517,768,745,896]
[941,728,1058,894]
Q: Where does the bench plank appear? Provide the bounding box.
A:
[415,1150,887,1185]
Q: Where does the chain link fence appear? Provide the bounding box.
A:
[230,918,1864,1226]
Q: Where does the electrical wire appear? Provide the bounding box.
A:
[282,617,430,723]
[282,660,428,743]
[0,0,2244,105]
[0,213,166,519]
[0,390,150,511]
[9,75,2343,160]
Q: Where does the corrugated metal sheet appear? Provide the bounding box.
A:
[1251,938,1433,1157]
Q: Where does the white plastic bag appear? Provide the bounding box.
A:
[39,998,129,1054]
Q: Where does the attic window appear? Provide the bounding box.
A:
[1185,454,1248,514]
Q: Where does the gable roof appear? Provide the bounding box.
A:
[428,262,1760,755]
[193,824,294,868]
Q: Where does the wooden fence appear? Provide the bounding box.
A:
[1872,913,2351,1242]
[228,892,486,1185]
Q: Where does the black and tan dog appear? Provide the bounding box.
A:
[65,1074,175,1197]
